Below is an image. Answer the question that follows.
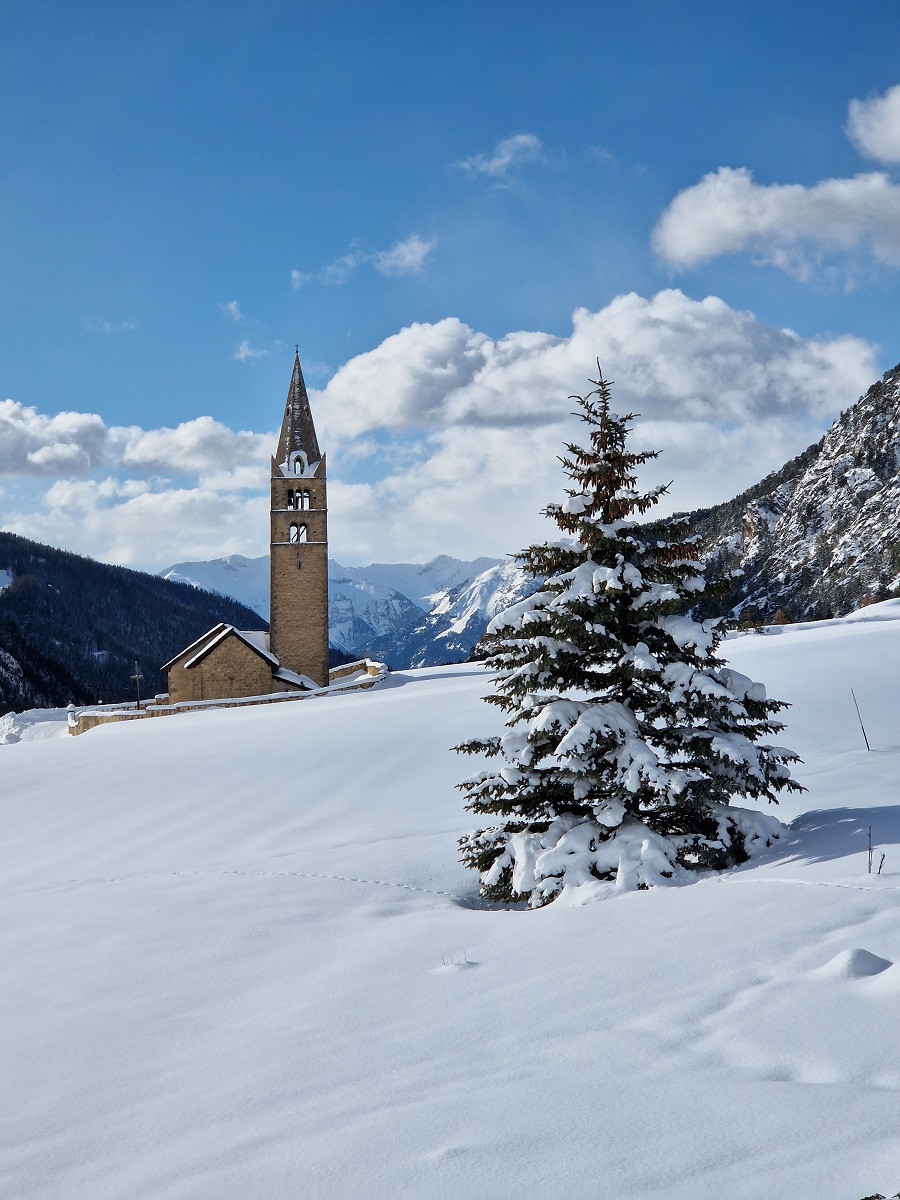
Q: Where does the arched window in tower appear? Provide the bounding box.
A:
[287,489,295,509]
[304,489,312,509]
[291,450,308,476]
[289,523,308,544]
[297,488,311,510]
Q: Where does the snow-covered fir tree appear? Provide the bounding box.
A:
[457,365,804,907]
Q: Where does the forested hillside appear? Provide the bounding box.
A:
[0,533,267,715]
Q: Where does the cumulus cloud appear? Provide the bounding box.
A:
[290,269,309,291]
[115,416,269,474]
[653,166,900,276]
[8,480,268,569]
[654,87,900,279]
[0,400,108,476]
[0,399,269,481]
[4,291,881,568]
[847,84,900,163]
[456,133,547,178]
[317,291,875,439]
[372,235,436,277]
[314,290,878,556]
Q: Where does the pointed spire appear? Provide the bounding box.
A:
[275,348,321,472]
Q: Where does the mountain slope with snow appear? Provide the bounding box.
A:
[366,559,540,667]
[685,360,900,620]
[160,553,505,661]
[2,607,899,1197]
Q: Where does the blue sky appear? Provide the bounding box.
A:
[4,1,900,568]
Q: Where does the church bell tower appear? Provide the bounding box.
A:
[269,349,329,687]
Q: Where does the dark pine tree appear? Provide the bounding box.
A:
[457,365,804,907]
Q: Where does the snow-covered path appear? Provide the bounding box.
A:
[2,616,899,1198]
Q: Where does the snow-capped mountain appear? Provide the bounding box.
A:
[159,553,504,659]
[328,555,501,609]
[364,560,539,668]
[326,572,422,655]
[683,359,900,621]
[161,555,269,617]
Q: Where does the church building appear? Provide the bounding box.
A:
[163,350,329,702]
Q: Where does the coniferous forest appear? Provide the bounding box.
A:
[0,532,267,716]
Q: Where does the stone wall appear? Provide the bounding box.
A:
[167,634,275,704]
[69,661,388,735]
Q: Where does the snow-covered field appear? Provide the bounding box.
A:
[2,608,899,1198]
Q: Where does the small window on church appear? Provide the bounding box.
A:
[303,489,312,509]
[289,523,299,543]
[297,523,308,542]
[287,490,295,509]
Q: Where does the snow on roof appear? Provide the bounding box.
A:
[272,667,318,690]
[170,626,276,673]
[161,623,229,671]
[236,630,278,666]
[183,625,234,670]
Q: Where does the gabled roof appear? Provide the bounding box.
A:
[275,350,321,475]
[161,623,228,671]
[162,625,277,673]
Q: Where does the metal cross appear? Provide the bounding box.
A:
[131,661,143,710]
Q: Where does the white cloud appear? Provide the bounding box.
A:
[3,292,881,568]
[847,84,900,163]
[0,399,108,476]
[318,291,874,439]
[300,235,437,287]
[0,399,270,481]
[456,133,547,178]
[372,235,436,277]
[652,166,900,277]
[115,416,269,474]
[220,300,243,322]
[315,291,877,558]
[320,248,365,286]
[233,339,269,362]
[9,481,268,570]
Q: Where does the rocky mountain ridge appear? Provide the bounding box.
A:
[681,360,900,621]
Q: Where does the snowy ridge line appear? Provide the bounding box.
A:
[13,866,461,901]
[716,876,900,892]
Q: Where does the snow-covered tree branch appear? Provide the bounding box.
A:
[457,364,804,907]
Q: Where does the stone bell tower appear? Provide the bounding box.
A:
[269,349,329,687]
